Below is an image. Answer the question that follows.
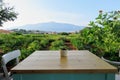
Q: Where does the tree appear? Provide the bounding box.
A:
[88,10,120,57]
[0,1,18,26]
[71,11,120,57]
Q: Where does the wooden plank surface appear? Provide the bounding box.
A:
[11,50,117,73]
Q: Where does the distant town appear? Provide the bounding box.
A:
[0,29,79,34]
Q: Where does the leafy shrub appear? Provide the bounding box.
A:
[70,11,120,58]
[50,40,65,50]
[40,39,49,48]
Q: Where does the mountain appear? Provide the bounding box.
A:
[12,22,85,32]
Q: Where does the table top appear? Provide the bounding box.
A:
[11,50,117,73]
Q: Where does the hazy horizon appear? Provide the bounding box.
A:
[1,0,120,30]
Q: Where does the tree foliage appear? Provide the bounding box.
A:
[0,3,17,26]
[71,11,120,59]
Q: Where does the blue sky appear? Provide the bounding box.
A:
[1,0,120,29]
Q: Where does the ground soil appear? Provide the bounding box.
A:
[64,40,77,50]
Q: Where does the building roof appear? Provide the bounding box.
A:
[0,29,11,34]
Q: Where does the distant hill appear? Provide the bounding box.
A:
[12,22,85,32]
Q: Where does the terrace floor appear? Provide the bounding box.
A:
[116,71,120,80]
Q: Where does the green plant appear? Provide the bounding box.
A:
[70,11,120,59]
[89,10,120,59]
[59,46,68,50]
[40,39,49,49]
[0,3,18,26]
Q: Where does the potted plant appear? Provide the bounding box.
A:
[101,44,120,66]
[100,28,120,67]
[60,46,68,57]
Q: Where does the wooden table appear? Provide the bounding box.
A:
[11,50,117,80]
